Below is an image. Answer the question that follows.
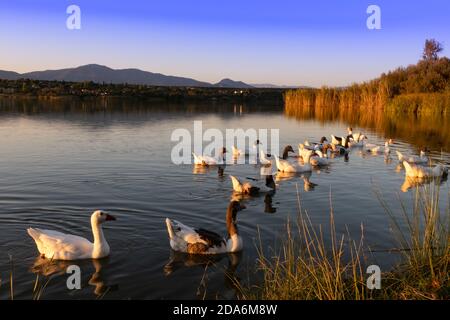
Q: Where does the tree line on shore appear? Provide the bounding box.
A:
[285,39,450,115]
[0,78,284,104]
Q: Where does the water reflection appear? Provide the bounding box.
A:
[400,175,448,192]
[0,97,282,117]
[30,257,117,297]
[163,251,242,298]
[285,104,450,152]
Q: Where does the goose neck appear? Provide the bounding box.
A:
[226,207,238,237]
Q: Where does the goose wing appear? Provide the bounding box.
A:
[27,228,93,260]
[194,228,226,248]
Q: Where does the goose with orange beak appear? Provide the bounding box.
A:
[28,210,116,260]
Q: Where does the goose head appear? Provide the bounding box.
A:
[91,210,116,225]
[282,145,295,159]
[228,201,246,220]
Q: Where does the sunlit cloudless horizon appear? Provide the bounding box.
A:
[0,0,449,87]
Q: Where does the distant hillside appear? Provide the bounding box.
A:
[214,78,253,88]
[0,64,254,88]
[0,70,20,80]
[251,83,309,89]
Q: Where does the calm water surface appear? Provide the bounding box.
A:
[0,100,448,299]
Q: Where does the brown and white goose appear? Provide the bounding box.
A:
[230,175,275,195]
[165,201,246,254]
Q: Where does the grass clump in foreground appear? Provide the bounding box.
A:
[240,183,449,300]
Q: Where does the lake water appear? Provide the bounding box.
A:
[0,98,448,299]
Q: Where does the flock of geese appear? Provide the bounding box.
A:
[27,128,448,262]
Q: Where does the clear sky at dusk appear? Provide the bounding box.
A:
[0,0,449,87]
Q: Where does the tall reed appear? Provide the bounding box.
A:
[242,183,449,300]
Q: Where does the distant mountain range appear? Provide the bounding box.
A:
[0,64,261,88]
[250,83,308,89]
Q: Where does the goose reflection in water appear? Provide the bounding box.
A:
[192,163,227,178]
[275,171,318,192]
[400,175,448,193]
[30,257,118,297]
[264,194,277,213]
[163,251,243,298]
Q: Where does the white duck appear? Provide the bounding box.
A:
[403,161,448,179]
[230,175,274,195]
[165,201,245,254]
[274,151,313,173]
[27,210,116,260]
[396,150,428,164]
[259,149,272,166]
[193,147,227,166]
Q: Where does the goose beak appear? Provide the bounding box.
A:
[105,214,116,221]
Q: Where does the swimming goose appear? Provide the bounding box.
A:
[230,175,274,195]
[193,147,227,166]
[274,151,313,173]
[298,144,312,160]
[403,161,448,179]
[348,133,367,147]
[396,150,428,164]
[331,134,346,146]
[165,201,246,254]
[27,210,116,260]
[259,149,272,166]
[365,141,391,154]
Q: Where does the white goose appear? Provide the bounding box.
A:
[348,133,368,148]
[331,134,346,146]
[365,141,391,154]
[259,149,272,166]
[298,144,312,160]
[230,175,274,195]
[403,161,448,179]
[396,150,428,164]
[193,147,227,166]
[274,151,313,173]
[165,201,245,254]
[27,210,116,260]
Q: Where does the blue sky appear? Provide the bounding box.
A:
[0,0,449,86]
